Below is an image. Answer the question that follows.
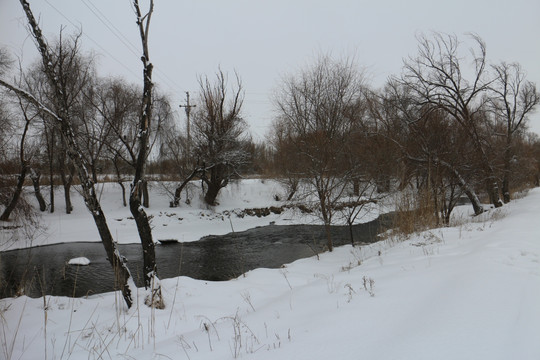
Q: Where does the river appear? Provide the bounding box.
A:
[0,213,393,298]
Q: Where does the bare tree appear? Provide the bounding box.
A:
[274,55,365,251]
[270,118,301,201]
[337,182,381,246]
[24,67,58,213]
[0,99,35,221]
[369,82,485,217]
[0,109,10,162]
[0,48,11,74]
[75,78,114,184]
[89,78,140,205]
[20,33,96,214]
[29,168,47,211]
[490,62,539,202]
[91,77,170,207]
[129,0,163,307]
[0,97,15,213]
[400,32,503,208]
[0,0,135,308]
[191,69,249,205]
[1,49,47,217]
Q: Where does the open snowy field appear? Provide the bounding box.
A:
[1,183,539,359]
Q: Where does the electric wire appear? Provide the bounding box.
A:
[41,1,273,122]
[79,0,187,96]
[80,1,275,104]
[81,0,184,92]
[44,0,141,81]
[44,0,186,97]
[80,0,140,57]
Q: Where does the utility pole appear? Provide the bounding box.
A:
[179,91,196,163]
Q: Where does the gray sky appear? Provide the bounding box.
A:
[1,0,539,139]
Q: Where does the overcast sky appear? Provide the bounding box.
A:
[1,0,539,139]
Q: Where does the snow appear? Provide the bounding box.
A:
[67,257,91,266]
[3,179,373,250]
[1,181,539,359]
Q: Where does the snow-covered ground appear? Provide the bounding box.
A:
[1,179,390,251]
[1,182,539,359]
[1,179,367,251]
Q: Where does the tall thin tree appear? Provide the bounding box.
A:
[490,62,539,202]
[130,0,163,307]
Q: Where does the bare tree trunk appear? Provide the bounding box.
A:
[89,198,134,308]
[142,179,149,208]
[317,189,334,252]
[286,181,298,201]
[479,142,503,207]
[376,176,391,193]
[30,169,47,212]
[58,135,75,214]
[119,181,127,207]
[173,167,200,207]
[0,104,31,221]
[0,166,28,221]
[204,181,221,206]
[348,220,355,246]
[485,176,502,208]
[129,183,157,288]
[130,0,162,307]
[442,161,484,215]
[113,156,127,207]
[502,137,512,203]
[324,223,333,252]
[444,209,451,225]
[61,173,74,214]
[49,173,55,213]
[409,156,484,216]
[46,130,55,213]
[353,178,360,197]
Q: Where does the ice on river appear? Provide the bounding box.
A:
[68,257,91,266]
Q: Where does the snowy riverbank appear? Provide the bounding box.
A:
[1,184,539,359]
[1,179,389,251]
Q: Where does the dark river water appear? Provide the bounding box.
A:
[0,213,393,299]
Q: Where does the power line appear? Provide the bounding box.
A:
[44,0,141,81]
[79,0,186,96]
[39,1,273,111]
[85,0,140,54]
[80,0,140,57]
[44,0,185,97]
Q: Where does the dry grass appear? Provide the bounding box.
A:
[511,188,530,200]
[392,189,438,239]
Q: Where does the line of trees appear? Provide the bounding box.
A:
[269,33,539,239]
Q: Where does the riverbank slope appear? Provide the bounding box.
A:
[1,188,539,359]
